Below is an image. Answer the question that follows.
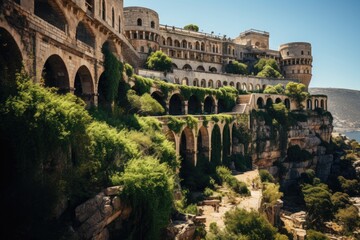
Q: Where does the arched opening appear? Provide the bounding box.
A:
[0,28,23,100]
[174,40,180,47]
[320,99,325,109]
[180,127,196,189]
[74,65,94,106]
[195,126,211,189]
[197,126,210,161]
[223,81,228,86]
[195,41,200,50]
[208,80,214,88]
[182,40,187,48]
[248,83,253,91]
[201,42,205,51]
[76,22,95,48]
[211,124,222,167]
[151,91,166,114]
[266,98,273,108]
[284,98,290,109]
[183,64,192,71]
[242,83,247,91]
[222,124,231,167]
[256,84,261,91]
[275,98,282,104]
[204,96,215,114]
[257,97,264,109]
[200,79,206,87]
[210,67,217,73]
[42,55,70,94]
[85,0,94,13]
[97,72,107,106]
[192,78,199,87]
[102,0,106,21]
[34,0,67,31]
[229,82,235,87]
[236,82,241,90]
[188,95,202,115]
[166,37,172,46]
[137,18,142,26]
[151,21,155,28]
[307,99,312,110]
[169,93,184,115]
[118,15,121,32]
[181,77,188,85]
[216,80,222,88]
[196,66,205,71]
[218,98,226,113]
[314,99,319,108]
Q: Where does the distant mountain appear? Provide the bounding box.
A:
[309,88,360,132]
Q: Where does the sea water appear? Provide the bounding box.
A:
[344,131,360,142]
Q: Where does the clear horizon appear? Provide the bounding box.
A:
[124,0,360,91]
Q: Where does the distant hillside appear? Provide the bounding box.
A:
[309,88,360,132]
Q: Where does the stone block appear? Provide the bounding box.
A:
[104,186,122,196]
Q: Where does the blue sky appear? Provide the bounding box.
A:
[124,0,360,90]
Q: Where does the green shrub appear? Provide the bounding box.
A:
[306,230,329,240]
[124,63,134,77]
[259,169,275,183]
[203,187,214,198]
[216,166,250,196]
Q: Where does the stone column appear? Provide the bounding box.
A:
[184,101,188,115]
[214,104,218,114]
[136,31,139,39]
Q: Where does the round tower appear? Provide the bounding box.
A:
[279,42,312,88]
[123,7,160,62]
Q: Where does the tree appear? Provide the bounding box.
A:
[338,176,359,196]
[285,82,309,109]
[184,24,199,32]
[306,230,329,240]
[263,84,285,95]
[302,184,333,229]
[224,208,277,240]
[262,183,283,207]
[127,90,165,115]
[259,169,275,183]
[257,65,283,78]
[331,192,350,212]
[335,205,360,233]
[225,61,248,75]
[145,51,172,72]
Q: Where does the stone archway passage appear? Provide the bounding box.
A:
[42,54,70,94]
[222,124,231,167]
[76,22,95,48]
[188,95,202,114]
[151,91,166,114]
[74,65,94,106]
[204,96,215,114]
[34,0,67,32]
[179,127,196,189]
[0,27,23,100]
[257,97,264,109]
[169,94,184,115]
[211,124,222,167]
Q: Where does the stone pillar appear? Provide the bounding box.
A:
[166,102,170,114]
[184,101,188,115]
[129,31,132,39]
[200,103,204,114]
[214,104,218,114]
[143,31,145,39]
[136,31,139,39]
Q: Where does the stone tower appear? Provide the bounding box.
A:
[279,42,313,88]
[123,7,160,62]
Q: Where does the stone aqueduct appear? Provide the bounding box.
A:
[0,0,328,168]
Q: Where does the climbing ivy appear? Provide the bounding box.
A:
[167,116,186,133]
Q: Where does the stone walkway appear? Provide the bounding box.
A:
[200,170,262,230]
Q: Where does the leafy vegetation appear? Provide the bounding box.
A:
[263,84,285,94]
[306,230,329,240]
[145,50,172,72]
[184,24,199,32]
[259,169,275,183]
[216,166,250,195]
[254,58,283,78]
[225,60,248,75]
[285,82,309,108]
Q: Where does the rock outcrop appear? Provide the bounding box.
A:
[74,186,131,240]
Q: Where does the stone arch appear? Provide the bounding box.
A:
[307,99,312,110]
[151,21,155,28]
[0,27,23,97]
[195,41,200,50]
[169,93,184,115]
[97,71,107,106]
[174,39,180,47]
[42,54,70,94]
[196,65,205,71]
[182,39,187,48]
[180,127,196,186]
[172,63,178,70]
[262,84,267,90]
[211,124,222,165]
[193,78,199,87]
[266,98,273,107]
[222,124,231,166]
[242,83,247,91]
[229,81,235,87]
[210,67,217,73]
[34,0,67,31]
[201,42,205,51]
[236,82,241,90]
[204,96,215,114]
[216,80,222,88]
[166,37,172,46]
[223,81,228,86]
[248,83,253,91]
[198,126,210,160]
[181,77,188,85]
[257,97,264,109]
[284,98,290,109]
[74,65,94,106]
[314,99,319,108]
[151,91,166,114]
[320,99,325,109]
[161,36,166,45]
[76,21,95,48]
[183,64,192,71]
[256,84,261,91]
[208,79,214,88]
[188,95,202,114]
[218,99,226,113]
[102,40,118,56]
[180,127,195,160]
[137,18,142,26]
[275,98,282,104]
[200,79,206,87]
